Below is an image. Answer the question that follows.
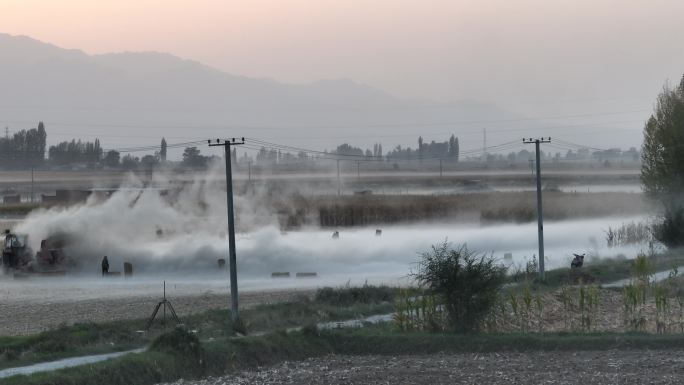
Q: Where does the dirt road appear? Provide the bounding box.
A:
[161,350,684,385]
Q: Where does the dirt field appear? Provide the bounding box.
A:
[160,350,684,384]
[0,278,313,336]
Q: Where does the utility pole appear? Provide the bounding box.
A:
[523,137,551,281]
[337,159,341,196]
[208,137,244,323]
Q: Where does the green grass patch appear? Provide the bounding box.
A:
[8,324,684,385]
[0,321,145,370]
[179,299,394,341]
[314,284,398,306]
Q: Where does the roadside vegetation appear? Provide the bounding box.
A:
[0,287,396,371]
[508,247,684,289]
[410,242,505,332]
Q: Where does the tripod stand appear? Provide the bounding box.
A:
[145,281,181,331]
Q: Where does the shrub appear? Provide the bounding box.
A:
[654,207,684,247]
[231,317,248,336]
[412,242,506,333]
[150,328,202,359]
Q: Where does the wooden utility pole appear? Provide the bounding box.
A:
[523,137,551,281]
[208,138,244,322]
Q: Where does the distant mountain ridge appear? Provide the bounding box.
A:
[0,33,524,151]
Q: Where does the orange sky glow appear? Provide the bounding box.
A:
[2,0,683,113]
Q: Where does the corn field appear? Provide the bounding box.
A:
[394,263,684,334]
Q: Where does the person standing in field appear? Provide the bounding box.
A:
[101,256,109,276]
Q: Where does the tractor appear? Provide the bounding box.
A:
[2,229,71,274]
[2,229,32,271]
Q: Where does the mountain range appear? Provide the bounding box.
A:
[0,33,526,154]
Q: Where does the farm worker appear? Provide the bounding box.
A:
[101,256,109,276]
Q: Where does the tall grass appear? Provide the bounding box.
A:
[393,290,443,333]
[273,191,648,228]
[605,221,654,247]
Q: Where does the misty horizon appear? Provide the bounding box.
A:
[0,30,675,157]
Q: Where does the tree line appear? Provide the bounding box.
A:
[0,122,47,168]
[336,135,460,162]
[641,74,684,247]
[0,123,175,170]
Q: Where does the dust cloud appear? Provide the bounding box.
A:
[11,168,652,280]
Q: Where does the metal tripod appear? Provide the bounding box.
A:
[145,281,181,331]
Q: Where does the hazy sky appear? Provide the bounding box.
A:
[2,0,684,149]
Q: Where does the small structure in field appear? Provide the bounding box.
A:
[354,190,373,196]
[296,272,317,278]
[124,262,134,277]
[271,272,290,278]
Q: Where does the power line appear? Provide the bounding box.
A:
[239,138,525,163]
[553,139,612,152]
[105,140,207,153]
[0,108,650,132]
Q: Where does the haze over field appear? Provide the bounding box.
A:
[12,167,650,277]
[1,0,684,155]
[5,6,684,379]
